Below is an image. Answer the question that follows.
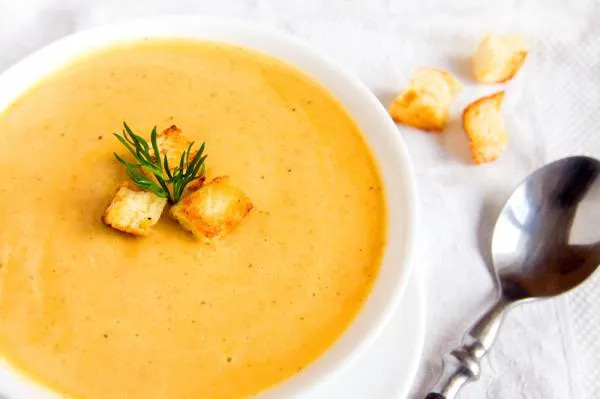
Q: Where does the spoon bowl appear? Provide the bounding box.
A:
[425,155,600,399]
[493,155,600,300]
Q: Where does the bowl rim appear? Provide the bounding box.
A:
[0,15,419,399]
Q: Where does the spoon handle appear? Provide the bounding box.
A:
[424,297,513,399]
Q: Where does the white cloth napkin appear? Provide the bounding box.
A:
[0,1,598,398]
[533,5,600,396]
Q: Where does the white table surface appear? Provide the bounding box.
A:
[1,1,599,398]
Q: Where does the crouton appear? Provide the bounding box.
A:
[170,176,253,241]
[156,125,197,170]
[473,34,528,83]
[388,68,462,132]
[102,182,167,236]
[463,91,507,164]
[182,176,206,198]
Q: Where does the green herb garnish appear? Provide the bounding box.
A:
[113,122,206,203]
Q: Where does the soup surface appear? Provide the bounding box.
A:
[0,39,386,399]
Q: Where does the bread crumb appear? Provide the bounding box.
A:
[473,34,528,83]
[102,182,167,236]
[170,176,253,241]
[462,91,508,164]
[156,125,197,172]
[388,68,462,132]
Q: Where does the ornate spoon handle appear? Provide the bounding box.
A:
[424,297,513,399]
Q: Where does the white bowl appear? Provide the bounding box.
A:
[0,16,418,399]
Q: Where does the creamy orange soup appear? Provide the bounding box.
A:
[0,39,386,398]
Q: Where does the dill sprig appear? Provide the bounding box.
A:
[113,122,206,203]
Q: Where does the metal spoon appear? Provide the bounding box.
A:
[425,155,600,399]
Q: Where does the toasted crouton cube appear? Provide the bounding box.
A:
[463,91,507,164]
[182,176,206,198]
[473,34,528,83]
[156,125,197,170]
[103,182,167,236]
[388,68,463,132]
[170,176,253,241]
